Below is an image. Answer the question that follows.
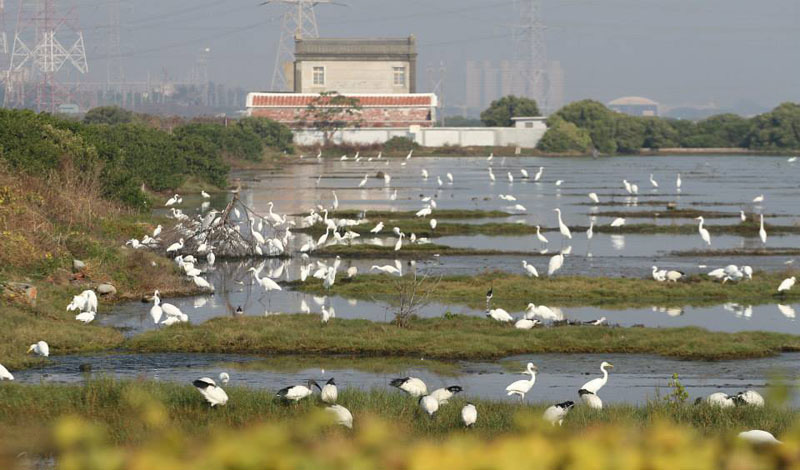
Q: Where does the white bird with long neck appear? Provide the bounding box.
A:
[553,208,572,239]
[759,214,767,244]
[548,253,564,276]
[488,168,496,182]
[676,173,682,189]
[586,220,594,239]
[535,225,549,245]
[649,174,658,188]
[588,192,600,204]
[522,260,539,277]
[394,233,405,251]
[505,362,538,402]
[578,361,613,409]
[534,166,543,181]
[696,216,711,246]
[0,364,13,381]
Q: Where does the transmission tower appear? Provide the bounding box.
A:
[265,0,333,91]
[0,0,8,58]
[512,0,548,112]
[426,60,446,125]
[4,0,89,112]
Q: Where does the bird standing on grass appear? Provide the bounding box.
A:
[27,341,49,357]
[325,404,353,428]
[579,361,613,409]
[321,378,338,404]
[419,395,439,417]
[390,377,428,397]
[461,403,477,427]
[543,401,575,426]
[277,380,321,402]
[193,377,229,407]
[430,385,463,405]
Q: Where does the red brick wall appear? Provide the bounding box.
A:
[249,106,433,128]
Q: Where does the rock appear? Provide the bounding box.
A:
[1,282,37,306]
[96,283,117,296]
[73,259,86,272]
[375,171,385,179]
[78,364,92,372]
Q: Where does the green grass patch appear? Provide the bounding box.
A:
[294,271,800,309]
[125,315,800,361]
[220,354,461,376]
[0,379,794,455]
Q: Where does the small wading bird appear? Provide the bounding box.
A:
[277,380,321,402]
[430,385,463,405]
[0,364,14,381]
[696,216,711,246]
[505,362,538,402]
[193,377,229,407]
[27,341,49,357]
[461,403,477,427]
[578,361,613,409]
[543,401,575,426]
[325,404,353,428]
[390,377,427,397]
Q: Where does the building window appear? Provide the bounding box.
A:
[393,66,406,86]
[312,66,325,85]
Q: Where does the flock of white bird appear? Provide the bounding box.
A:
[2,151,792,447]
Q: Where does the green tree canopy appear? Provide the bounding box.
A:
[536,116,593,153]
[745,102,800,150]
[83,106,134,125]
[552,100,618,153]
[480,96,540,127]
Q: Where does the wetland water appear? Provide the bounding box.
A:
[90,155,800,403]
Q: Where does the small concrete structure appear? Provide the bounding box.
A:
[293,122,548,149]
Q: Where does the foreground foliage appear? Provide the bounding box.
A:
[0,380,797,469]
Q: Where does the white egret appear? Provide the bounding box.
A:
[430,218,437,230]
[649,174,659,188]
[553,208,572,239]
[487,152,494,161]
[419,395,439,417]
[534,166,543,181]
[704,392,735,408]
[588,192,600,204]
[371,265,401,275]
[652,266,667,282]
[461,403,477,427]
[321,305,335,324]
[522,260,539,277]
[0,364,13,381]
[742,265,753,280]
[447,172,454,183]
[759,214,767,244]
[321,378,338,404]
[525,303,563,321]
[622,179,632,194]
[740,210,746,222]
[421,168,429,179]
[536,225,549,245]
[586,220,594,239]
[27,341,49,357]
[665,270,684,282]
[277,380,320,402]
[153,225,162,238]
[547,253,564,276]
[394,233,405,251]
[166,238,184,253]
[193,377,229,407]
[488,168,496,182]
[753,194,764,203]
[165,194,181,206]
[610,217,625,227]
[514,318,539,329]
[543,401,575,426]
[676,173,682,189]
[507,172,514,183]
[390,377,427,397]
[555,179,564,186]
[580,361,613,394]
[201,190,210,199]
[778,276,796,293]
[325,404,353,428]
[430,385,463,405]
[346,266,358,278]
[487,308,513,323]
[219,372,230,385]
[332,191,339,210]
[149,291,163,324]
[75,311,96,324]
[738,430,781,445]
[520,168,529,178]
[416,206,432,217]
[696,216,711,245]
[505,362,538,401]
[384,173,391,185]
[248,267,282,292]
[513,204,527,212]
[358,174,368,188]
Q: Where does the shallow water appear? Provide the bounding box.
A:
[15,352,799,405]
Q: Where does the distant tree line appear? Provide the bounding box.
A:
[536,100,800,154]
[0,107,294,208]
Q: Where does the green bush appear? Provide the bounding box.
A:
[237,117,294,153]
[537,116,592,153]
[480,95,540,127]
[383,136,418,152]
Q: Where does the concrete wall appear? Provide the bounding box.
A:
[297,61,410,94]
[293,125,548,149]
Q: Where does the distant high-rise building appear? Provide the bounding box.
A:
[482,60,499,106]
[465,60,481,109]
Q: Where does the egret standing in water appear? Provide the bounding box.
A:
[535,226,549,247]
[548,253,564,276]
[553,208,572,240]
[578,361,613,409]
[505,362,538,402]
[759,214,767,244]
[696,216,711,246]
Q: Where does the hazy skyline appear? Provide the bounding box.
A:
[8,0,797,112]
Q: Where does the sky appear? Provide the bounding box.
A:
[7,0,798,112]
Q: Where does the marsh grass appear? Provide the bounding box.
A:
[0,379,794,453]
[294,271,800,309]
[126,315,800,360]
[219,354,462,376]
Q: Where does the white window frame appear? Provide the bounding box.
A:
[393,66,406,87]
[312,66,325,86]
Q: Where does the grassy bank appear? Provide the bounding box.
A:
[298,217,800,239]
[0,160,199,371]
[125,315,800,360]
[0,379,793,452]
[295,271,800,310]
